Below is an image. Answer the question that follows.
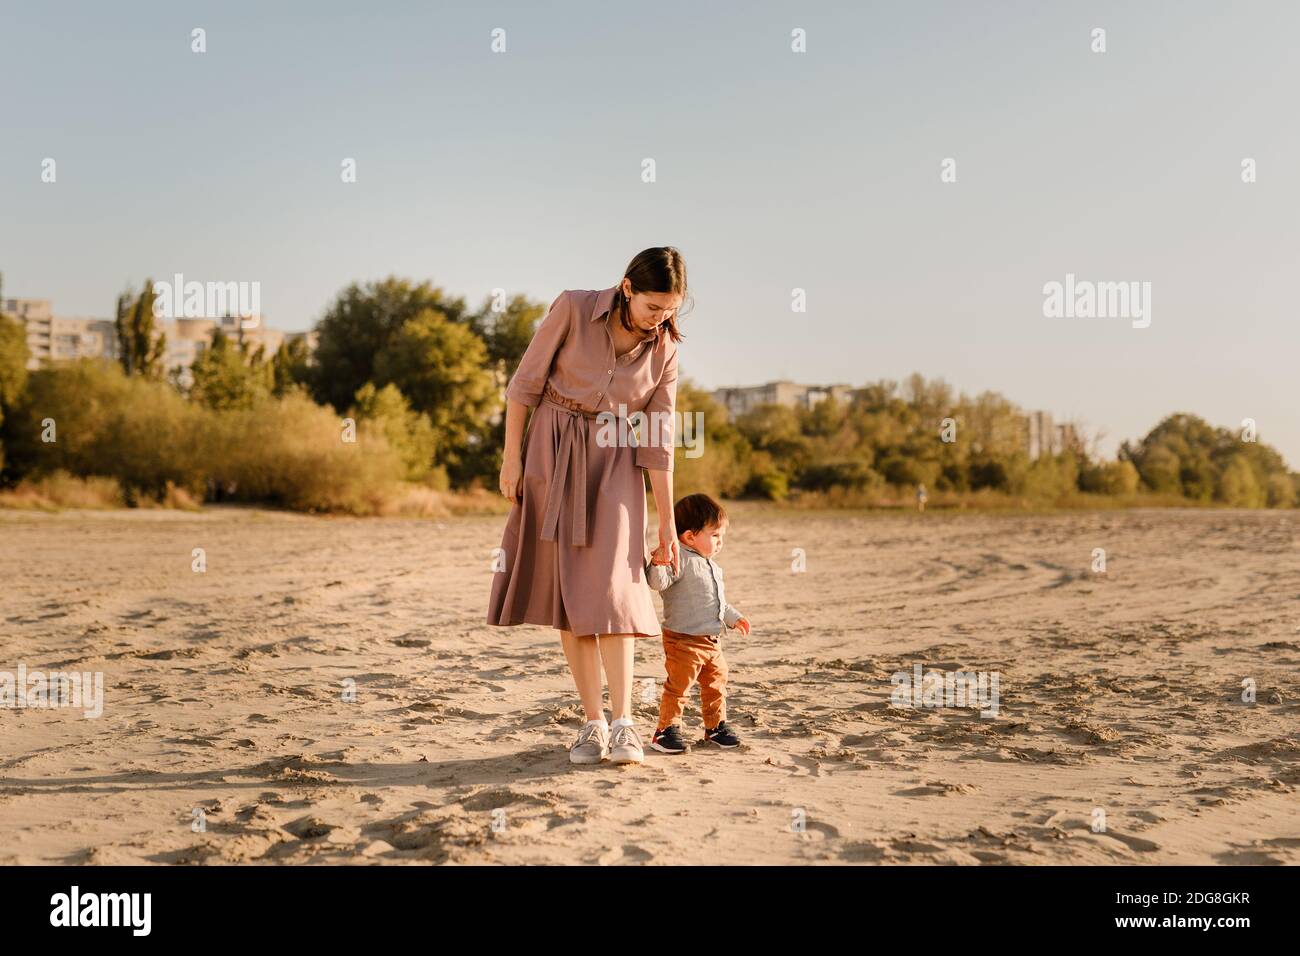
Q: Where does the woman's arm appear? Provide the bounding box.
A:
[647,467,679,575]
[498,291,571,500]
[640,344,680,571]
[499,398,528,500]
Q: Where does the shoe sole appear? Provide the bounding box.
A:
[609,750,644,764]
[570,749,608,765]
[650,740,688,754]
[704,738,740,749]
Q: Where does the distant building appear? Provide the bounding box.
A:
[1026,410,1054,459]
[2,295,309,381]
[1024,410,1080,458]
[2,298,55,367]
[163,315,293,388]
[712,380,858,418]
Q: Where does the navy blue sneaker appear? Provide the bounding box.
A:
[703,721,741,748]
[651,724,688,754]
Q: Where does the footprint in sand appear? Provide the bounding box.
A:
[283,815,340,840]
[593,844,653,865]
[895,781,979,797]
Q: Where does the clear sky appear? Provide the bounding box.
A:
[3,0,1297,465]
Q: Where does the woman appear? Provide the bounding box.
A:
[487,247,686,766]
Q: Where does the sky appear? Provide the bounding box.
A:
[3,0,1297,465]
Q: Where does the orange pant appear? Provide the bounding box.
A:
[657,627,727,730]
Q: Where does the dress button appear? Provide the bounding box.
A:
[606,369,613,375]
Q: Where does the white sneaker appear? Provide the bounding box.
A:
[608,722,645,764]
[569,720,609,764]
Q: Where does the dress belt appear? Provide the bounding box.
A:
[538,391,599,547]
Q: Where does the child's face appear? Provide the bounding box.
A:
[682,521,726,558]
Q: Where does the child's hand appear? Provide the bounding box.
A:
[733,617,751,636]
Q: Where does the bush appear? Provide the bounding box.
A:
[1216,455,1265,508]
[2,360,410,514]
[797,458,883,493]
[4,360,209,501]
[212,391,404,513]
[0,471,124,510]
[351,382,437,481]
[1267,473,1297,508]
[1080,459,1140,495]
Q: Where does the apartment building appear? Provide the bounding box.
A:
[2,296,308,380]
[712,380,859,418]
[1024,410,1081,459]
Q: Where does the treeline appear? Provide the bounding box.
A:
[672,376,1299,508]
[0,277,534,512]
[0,276,1296,512]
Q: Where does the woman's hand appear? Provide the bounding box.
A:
[499,454,522,501]
[652,524,680,575]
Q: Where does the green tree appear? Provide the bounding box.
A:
[1217,454,1265,507]
[1120,414,1225,501]
[115,280,167,379]
[350,382,438,482]
[1120,413,1296,506]
[271,336,312,397]
[311,277,469,412]
[371,308,497,476]
[0,313,28,408]
[1079,459,1140,495]
[189,328,273,410]
[1265,472,1297,508]
[672,381,751,498]
[0,307,31,478]
[468,292,545,382]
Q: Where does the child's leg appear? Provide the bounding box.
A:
[657,636,705,731]
[698,647,729,729]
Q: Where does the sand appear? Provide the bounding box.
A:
[1,504,1297,865]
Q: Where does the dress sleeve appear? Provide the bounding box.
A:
[634,344,678,471]
[505,290,571,407]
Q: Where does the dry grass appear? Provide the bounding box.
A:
[0,471,124,510]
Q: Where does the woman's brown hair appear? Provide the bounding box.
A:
[613,246,690,344]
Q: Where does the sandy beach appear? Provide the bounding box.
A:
[1,505,1296,865]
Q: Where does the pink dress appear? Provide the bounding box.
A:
[486,286,679,637]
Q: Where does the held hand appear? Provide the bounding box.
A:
[733,617,751,636]
[499,455,523,501]
[652,529,680,575]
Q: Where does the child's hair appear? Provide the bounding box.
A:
[674,493,728,535]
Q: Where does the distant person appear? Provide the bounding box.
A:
[916,483,928,513]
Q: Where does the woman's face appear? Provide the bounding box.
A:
[621,280,681,336]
